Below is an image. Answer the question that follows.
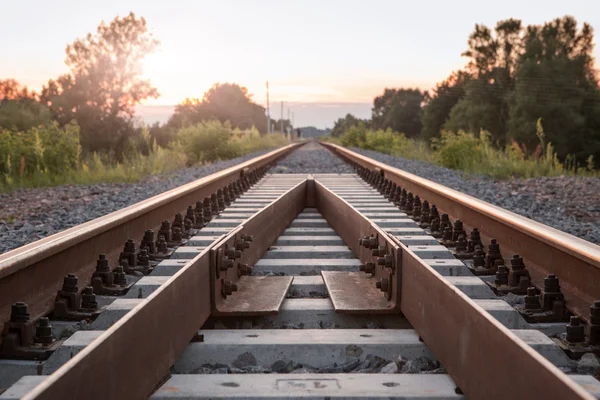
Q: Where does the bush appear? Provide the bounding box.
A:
[333,118,597,179]
[175,120,287,165]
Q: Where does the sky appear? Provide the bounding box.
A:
[1,0,598,128]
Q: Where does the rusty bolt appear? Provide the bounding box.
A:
[34,317,54,345]
[81,287,98,310]
[10,302,30,323]
[227,249,242,259]
[236,239,250,251]
[524,287,542,310]
[241,234,254,242]
[222,280,238,296]
[62,274,79,293]
[566,316,585,343]
[238,264,252,276]
[371,246,385,257]
[172,227,183,243]
[376,278,390,292]
[360,261,376,274]
[494,265,509,286]
[138,249,150,267]
[376,254,393,269]
[113,266,127,286]
[220,257,234,271]
[96,254,110,273]
[589,300,600,345]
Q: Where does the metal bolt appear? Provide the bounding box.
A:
[159,220,172,242]
[376,278,390,292]
[566,316,586,343]
[113,266,127,286]
[62,274,78,293]
[455,235,467,253]
[440,213,451,232]
[222,280,238,296]
[485,239,504,268]
[220,257,234,271]
[452,220,465,242]
[81,286,98,310]
[141,229,156,254]
[96,254,110,273]
[524,287,542,310]
[473,247,485,268]
[227,249,242,259]
[494,265,509,286]
[138,248,150,267]
[359,261,376,274]
[589,300,600,345]
[34,317,54,345]
[172,227,183,243]
[238,264,252,276]
[10,302,30,323]
[469,228,483,248]
[157,235,168,253]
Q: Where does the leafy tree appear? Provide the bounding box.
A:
[444,19,524,143]
[0,79,51,132]
[508,17,600,160]
[420,71,470,140]
[41,12,159,155]
[168,83,267,133]
[331,114,367,137]
[371,88,425,137]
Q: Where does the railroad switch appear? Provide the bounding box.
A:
[0,303,61,360]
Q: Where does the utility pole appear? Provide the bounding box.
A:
[287,108,290,128]
[266,81,270,134]
[292,112,295,128]
[280,101,284,133]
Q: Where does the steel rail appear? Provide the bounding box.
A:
[0,142,304,341]
[21,175,309,399]
[313,177,592,399]
[321,142,600,321]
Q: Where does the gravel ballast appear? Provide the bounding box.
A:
[1,141,599,254]
[348,148,600,244]
[0,150,274,254]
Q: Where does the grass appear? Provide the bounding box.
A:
[325,119,597,179]
[0,121,289,192]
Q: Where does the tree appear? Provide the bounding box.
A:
[444,19,524,143]
[168,83,268,133]
[41,12,159,155]
[420,71,470,140]
[330,114,368,137]
[372,88,425,137]
[0,79,52,132]
[508,17,600,160]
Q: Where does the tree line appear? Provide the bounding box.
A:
[332,16,600,164]
[0,13,274,162]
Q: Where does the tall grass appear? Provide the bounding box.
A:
[327,119,597,179]
[0,120,288,192]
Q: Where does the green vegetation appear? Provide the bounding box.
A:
[0,121,286,192]
[333,16,600,172]
[327,120,597,179]
[0,14,287,192]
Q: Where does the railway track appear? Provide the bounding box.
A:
[1,141,600,399]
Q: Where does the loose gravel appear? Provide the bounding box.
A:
[271,141,353,174]
[0,150,274,254]
[347,148,600,244]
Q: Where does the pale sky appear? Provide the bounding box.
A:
[1,0,598,128]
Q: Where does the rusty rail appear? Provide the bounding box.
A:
[0,142,304,342]
[321,142,600,322]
